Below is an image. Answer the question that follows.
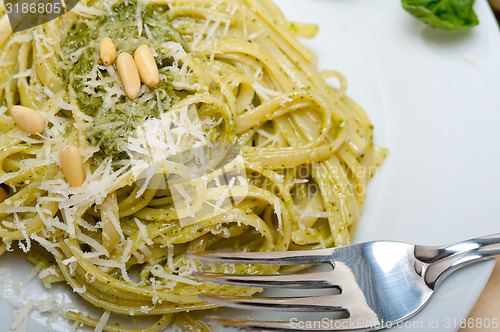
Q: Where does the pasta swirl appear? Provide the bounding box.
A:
[0,0,386,330]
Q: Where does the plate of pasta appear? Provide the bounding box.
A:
[1,0,500,331]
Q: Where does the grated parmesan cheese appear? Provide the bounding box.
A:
[94,311,111,332]
[273,197,283,233]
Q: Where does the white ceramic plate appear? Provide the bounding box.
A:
[2,0,500,331]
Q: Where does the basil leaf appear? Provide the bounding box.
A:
[402,0,479,31]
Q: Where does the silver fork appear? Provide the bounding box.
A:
[188,234,500,331]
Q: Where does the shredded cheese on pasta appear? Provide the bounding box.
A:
[0,0,386,330]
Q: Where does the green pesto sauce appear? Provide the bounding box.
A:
[63,1,186,161]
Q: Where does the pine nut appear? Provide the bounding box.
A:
[100,37,117,66]
[117,52,141,99]
[10,105,45,135]
[134,44,160,87]
[59,145,84,188]
[0,187,8,203]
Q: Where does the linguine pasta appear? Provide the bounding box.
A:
[0,0,386,330]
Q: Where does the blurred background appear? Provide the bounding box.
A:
[489,0,500,18]
[461,2,500,331]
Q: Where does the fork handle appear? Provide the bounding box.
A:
[417,233,500,289]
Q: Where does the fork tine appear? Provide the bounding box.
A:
[207,316,361,331]
[193,271,336,289]
[199,294,346,312]
[187,248,334,265]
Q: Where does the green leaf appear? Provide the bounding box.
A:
[402,0,479,31]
